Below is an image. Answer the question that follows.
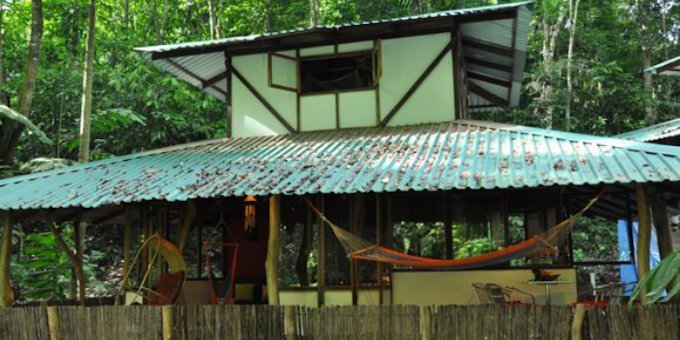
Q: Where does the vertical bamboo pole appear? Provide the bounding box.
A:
[571,303,586,340]
[636,183,651,303]
[162,306,173,340]
[284,305,297,340]
[46,306,61,340]
[266,195,280,305]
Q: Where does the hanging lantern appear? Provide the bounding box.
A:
[244,196,257,239]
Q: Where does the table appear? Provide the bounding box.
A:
[528,280,575,305]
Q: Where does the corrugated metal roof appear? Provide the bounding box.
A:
[644,56,680,76]
[0,120,678,211]
[136,2,532,112]
[613,118,680,143]
[135,1,532,55]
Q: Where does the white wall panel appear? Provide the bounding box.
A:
[300,94,336,131]
[339,91,377,128]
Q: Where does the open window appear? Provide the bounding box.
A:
[300,51,379,94]
[268,52,299,92]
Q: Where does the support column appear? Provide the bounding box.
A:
[650,191,673,259]
[266,195,280,305]
[636,184,652,304]
[0,212,13,307]
[317,196,325,307]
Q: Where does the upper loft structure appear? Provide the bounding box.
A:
[136,2,532,138]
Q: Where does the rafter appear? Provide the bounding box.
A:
[468,82,508,109]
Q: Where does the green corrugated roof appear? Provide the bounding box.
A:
[0,120,678,211]
[644,56,680,76]
[613,118,680,143]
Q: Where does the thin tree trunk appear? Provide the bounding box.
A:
[565,0,580,130]
[207,0,216,39]
[637,0,655,121]
[535,2,565,129]
[0,213,13,307]
[79,0,96,163]
[48,222,86,305]
[411,0,422,15]
[0,1,8,106]
[309,0,319,27]
[0,0,43,166]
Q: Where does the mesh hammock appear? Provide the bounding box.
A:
[304,192,601,270]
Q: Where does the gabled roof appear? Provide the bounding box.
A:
[135,1,533,112]
[0,120,678,211]
[644,56,680,76]
[613,118,680,143]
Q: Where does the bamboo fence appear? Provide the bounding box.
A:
[0,304,677,339]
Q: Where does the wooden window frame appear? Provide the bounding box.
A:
[268,52,300,92]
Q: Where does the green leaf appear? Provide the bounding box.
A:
[0,105,53,145]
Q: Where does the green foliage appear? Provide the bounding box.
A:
[571,216,621,262]
[12,232,72,302]
[0,105,52,145]
[629,251,680,306]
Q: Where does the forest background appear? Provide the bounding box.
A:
[0,0,677,302]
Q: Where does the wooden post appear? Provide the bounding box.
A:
[636,183,651,303]
[178,201,197,252]
[0,212,13,307]
[284,305,297,340]
[123,208,132,280]
[571,303,586,340]
[162,305,173,340]
[266,195,281,305]
[650,192,673,259]
[420,305,432,340]
[376,195,384,305]
[317,196,326,306]
[46,306,61,340]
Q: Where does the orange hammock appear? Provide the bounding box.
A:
[304,193,601,270]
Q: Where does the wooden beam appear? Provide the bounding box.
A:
[462,37,513,58]
[636,183,651,303]
[178,201,197,252]
[202,71,228,89]
[123,208,132,281]
[90,208,125,224]
[467,71,511,87]
[380,41,453,127]
[232,66,296,134]
[468,82,508,109]
[464,57,513,72]
[266,195,281,305]
[657,58,680,74]
[166,59,228,97]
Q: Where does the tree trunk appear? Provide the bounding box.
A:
[309,0,319,27]
[0,0,43,166]
[637,0,655,121]
[78,0,96,163]
[650,192,672,259]
[411,0,422,15]
[265,195,280,305]
[565,0,580,130]
[0,1,8,106]
[48,222,86,305]
[0,213,13,307]
[535,2,565,129]
[207,0,216,39]
[635,184,651,304]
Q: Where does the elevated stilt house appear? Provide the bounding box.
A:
[0,2,678,306]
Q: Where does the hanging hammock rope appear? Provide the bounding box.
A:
[304,191,602,270]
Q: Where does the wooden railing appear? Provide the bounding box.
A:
[0,304,677,339]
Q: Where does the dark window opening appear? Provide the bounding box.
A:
[300,53,376,94]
